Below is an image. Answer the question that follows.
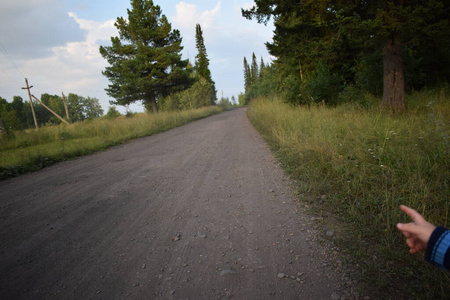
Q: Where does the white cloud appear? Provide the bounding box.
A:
[173,1,222,41]
[0,0,85,59]
[168,0,274,100]
[1,12,119,111]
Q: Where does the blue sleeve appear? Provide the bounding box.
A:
[425,226,450,270]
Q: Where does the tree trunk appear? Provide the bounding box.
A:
[381,34,406,111]
[151,98,158,114]
[145,93,158,114]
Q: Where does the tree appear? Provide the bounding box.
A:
[260,57,266,77]
[83,97,104,119]
[67,93,85,122]
[0,97,23,132]
[105,106,121,118]
[11,96,27,126]
[334,0,450,110]
[243,57,251,92]
[40,93,64,124]
[160,76,215,111]
[100,0,192,113]
[250,52,259,85]
[243,0,450,111]
[0,114,5,134]
[195,24,211,82]
[194,24,216,105]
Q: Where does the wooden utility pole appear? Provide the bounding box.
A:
[61,92,70,121]
[22,78,38,129]
[31,95,70,125]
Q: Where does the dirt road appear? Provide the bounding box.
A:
[0,108,349,299]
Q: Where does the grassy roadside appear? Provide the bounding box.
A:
[0,106,222,179]
[247,94,449,298]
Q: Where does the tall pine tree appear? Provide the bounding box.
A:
[243,57,251,93]
[250,52,259,85]
[99,0,192,113]
[194,24,216,104]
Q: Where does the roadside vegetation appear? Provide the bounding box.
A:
[248,93,449,298]
[242,1,449,297]
[0,106,222,179]
[0,1,229,179]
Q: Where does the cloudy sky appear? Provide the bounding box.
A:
[0,0,274,113]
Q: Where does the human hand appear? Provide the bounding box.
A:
[396,205,436,254]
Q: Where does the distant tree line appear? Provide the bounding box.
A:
[242,0,450,110]
[0,93,104,133]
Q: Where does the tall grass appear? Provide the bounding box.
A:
[0,106,222,178]
[248,93,449,298]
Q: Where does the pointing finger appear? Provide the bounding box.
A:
[400,205,425,224]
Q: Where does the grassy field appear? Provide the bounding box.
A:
[0,106,222,179]
[247,91,449,298]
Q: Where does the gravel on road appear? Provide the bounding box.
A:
[0,108,354,299]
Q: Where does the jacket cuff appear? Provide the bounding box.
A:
[425,226,449,266]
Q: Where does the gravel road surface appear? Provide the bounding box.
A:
[1,108,350,299]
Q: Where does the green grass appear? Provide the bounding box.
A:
[0,106,222,179]
[247,92,449,298]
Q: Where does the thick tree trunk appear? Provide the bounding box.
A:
[151,99,158,114]
[145,93,158,114]
[381,34,406,111]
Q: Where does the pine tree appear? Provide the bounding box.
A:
[243,0,450,111]
[194,24,216,104]
[260,57,266,78]
[250,53,259,85]
[99,0,192,113]
[243,57,251,92]
[195,24,211,82]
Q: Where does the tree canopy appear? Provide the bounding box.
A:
[0,93,103,132]
[242,0,450,110]
[100,0,192,113]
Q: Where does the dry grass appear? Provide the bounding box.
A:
[248,93,449,298]
[0,106,222,178]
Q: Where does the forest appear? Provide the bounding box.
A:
[241,0,450,108]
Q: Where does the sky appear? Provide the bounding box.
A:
[0,0,274,113]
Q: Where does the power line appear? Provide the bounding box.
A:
[0,41,25,79]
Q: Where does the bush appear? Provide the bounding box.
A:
[300,61,344,105]
[338,84,377,109]
[105,106,121,119]
[160,77,216,111]
[354,52,383,96]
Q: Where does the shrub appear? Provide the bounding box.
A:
[105,106,121,118]
[300,61,344,105]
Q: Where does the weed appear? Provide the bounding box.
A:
[248,92,449,298]
[0,106,222,179]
